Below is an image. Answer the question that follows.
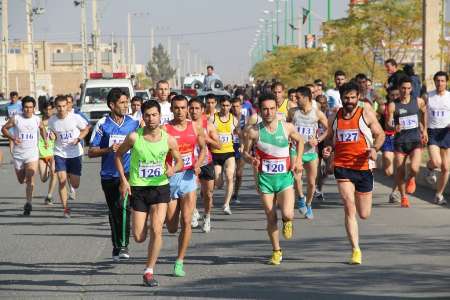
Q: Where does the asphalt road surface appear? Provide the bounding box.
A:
[0,146,449,299]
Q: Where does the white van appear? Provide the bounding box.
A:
[79,72,135,125]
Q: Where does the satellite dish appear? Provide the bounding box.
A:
[210,79,223,91]
[191,80,203,90]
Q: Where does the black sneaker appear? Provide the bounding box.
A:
[23,203,32,216]
[44,196,53,205]
[112,248,120,262]
[119,247,130,260]
[143,272,159,287]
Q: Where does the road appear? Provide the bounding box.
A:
[0,145,449,299]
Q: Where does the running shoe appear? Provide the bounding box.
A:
[314,190,324,202]
[192,208,200,221]
[425,168,437,185]
[305,206,314,220]
[68,188,76,201]
[282,221,293,240]
[434,195,447,206]
[112,248,120,262]
[268,250,283,265]
[406,177,416,194]
[44,196,53,205]
[23,203,32,216]
[191,216,199,228]
[388,191,400,203]
[119,247,130,260]
[63,207,71,218]
[202,215,211,233]
[349,248,362,265]
[173,260,185,277]
[143,272,159,287]
[223,205,232,215]
[232,195,241,204]
[400,196,410,208]
[297,196,307,216]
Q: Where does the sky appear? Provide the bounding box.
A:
[6,0,351,83]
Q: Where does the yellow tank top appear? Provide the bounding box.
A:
[212,112,235,154]
[277,98,289,121]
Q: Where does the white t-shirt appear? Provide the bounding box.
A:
[427,90,450,129]
[159,101,173,125]
[48,113,88,158]
[326,88,342,109]
[13,114,40,159]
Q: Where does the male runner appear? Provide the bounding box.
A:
[2,96,46,215]
[89,88,140,262]
[288,87,328,219]
[130,95,143,123]
[424,71,450,205]
[386,77,427,208]
[38,101,57,205]
[243,92,304,265]
[210,96,240,215]
[287,88,298,109]
[154,80,173,125]
[6,91,22,155]
[115,100,183,287]
[165,95,206,277]
[188,98,220,232]
[205,93,218,119]
[326,70,346,111]
[48,95,89,218]
[272,82,288,120]
[323,81,385,265]
[231,97,248,204]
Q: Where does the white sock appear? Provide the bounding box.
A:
[144,267,153,274]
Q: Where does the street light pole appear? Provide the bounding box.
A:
[284,0,288,45]
[327,0,331,21]
[92,0,100,72]
[127,12,131,74]
[275,0,279,45]
[290,0,294,45]
[308,0,312,34]
[26,0,37,98]
[78,0,88,81]
[1,0,8,96]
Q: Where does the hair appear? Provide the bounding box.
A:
[156,80,169,89]
[231,97,242,104]
[271,82,285,91]
[21,96,36,108]
[433,71,449,81]
[188,97,204,108]
[107,88,128,109]
[305,83,314,89]
[316,94,328,103]
[288,88,296,96]
[10,91,18,98]
[131,96,143,104]
[141,99,161,115]
[334,70,346,78]
[313,79,324,86]
[403,64,416,77]
[355,73,368,81]
[398,76,413,87]
[339,82,360,98]
[207,65,214,70]
[171,94,188,108]
[296,86,312,101]
[205,93,216,101]
[220,95,231,104]
[42,100,54,110]
[54,95,68,105]
[234,89,244,97]
[66,94,74,101]
[258,92,276,109]
[169,91,178,98]
[387,86,399,93]
[384,58,397,66]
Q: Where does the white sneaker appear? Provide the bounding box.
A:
[202,215,211,233]
[192,208,201,221]
[223,205,232,215]
[191,217,199,228]
[68,188,76,201]
[435,195,447,205]
[389,191,401,203]
[425,169,437,185]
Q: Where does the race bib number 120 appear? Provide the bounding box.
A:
[261,159,287,174]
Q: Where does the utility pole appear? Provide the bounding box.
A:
[1,0,9,96]
[176,42,181,88]
[297,12,302,48]
[111,33,115,72]
[167,36,171,65]
[284,0,288,45]
[290,0,294,45]
[92,0,100,72]
[132,42,136,75]
[120,39,125,72]
[26,0,36,98]
[186,48,191,74]
[149,27,154,62]
[79,0,88,81]
[327,0,332,21]
[275,0,279,45]
[308,0,312,34]
[127,13,132,74]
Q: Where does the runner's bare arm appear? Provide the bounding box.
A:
[77,126,90,143]
[38,120,48,147]
[242,125,258,166]
[194,123,207,173]
[322,111,337,158]
[167,135,183,175]
[418,97,428,143]
[286,107,295,123]
[114,132,137,197]
[316,109,329,143]
[363,103,385,152]
[386,102,396,131]
[1,117,17,142]
[206,123,221,150]
[285,122,304,171]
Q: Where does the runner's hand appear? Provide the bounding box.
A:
[308,137,318,147]
[421,131,429,145]
[71,138,81,145]
[366,148,377,161]
[323,146,332,158]
[166,165,175,177]
[109,143,120,153]
[14,138,21,145]
[251,156,260,169]
[291,161,303,174]
[119,181,131,199]
[193,165,201,176]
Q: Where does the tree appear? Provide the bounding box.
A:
[146,43,176,82]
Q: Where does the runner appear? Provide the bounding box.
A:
[188,97,221,232]
[323,81,385,264]
[243,92,304,265]
[386,77,427,208]
[424,71,450,205]
[130,95,143,123]
[288,87,328,219]
[48,95,89,218]
[326,70,346,111]
[38,101,57,205]
[165,95,206,277]
[6,91,22,155]
[154,80,173,125]
[210,96,240,215]
[114,100,183,287]
[272,82,288,120]
[205,93,218,119]
[288,88,298,109]
[231,97,248,204]
[378,86,401,203]
[88,88,140,262]
[1,96,46,216]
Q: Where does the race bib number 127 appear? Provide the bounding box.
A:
[336,129,359,142]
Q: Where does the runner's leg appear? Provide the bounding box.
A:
[261,193,280,251]
[147,203,168,269]
[337,181,359,249]
[177,191,196,261]
[436,148,450,197]
[223,157,235,207]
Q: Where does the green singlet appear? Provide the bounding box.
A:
[38,125,55,158]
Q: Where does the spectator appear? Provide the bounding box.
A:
[403,64,422,99]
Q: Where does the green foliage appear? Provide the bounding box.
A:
[146,44,176,83]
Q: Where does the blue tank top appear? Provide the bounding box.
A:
[394,97,421,143]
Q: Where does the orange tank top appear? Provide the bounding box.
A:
[333,107,371,170]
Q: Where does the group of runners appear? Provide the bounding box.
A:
[1,64,449,287]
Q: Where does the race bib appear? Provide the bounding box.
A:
[160,115,172,125]
[336,129,359,142]
[59,130,74,143]
[139,162,163,178]
[399,115,418,130]
[233,134,240,144]
[277,112,287,121]
[297,125,315,138]
[219,133,231,144]
[19,132,37,146]
[181,153,193,167]
[108,134,126,147]
[261,159,287,174]
[430,110,447,118]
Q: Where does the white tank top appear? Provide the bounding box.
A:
[428,90,450,129]
[292,107,319,154]
[13,114,40,157]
